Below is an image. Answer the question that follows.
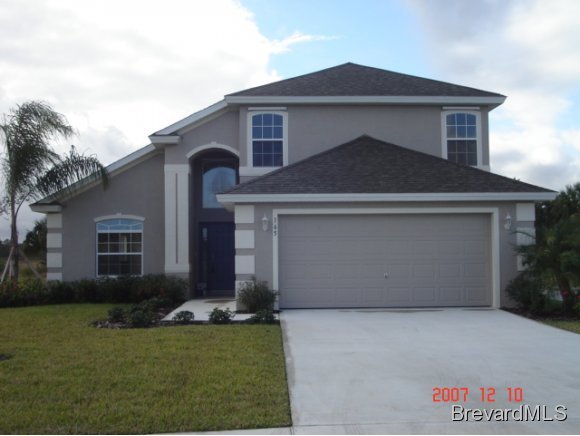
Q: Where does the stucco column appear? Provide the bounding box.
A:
[164,164,190,274]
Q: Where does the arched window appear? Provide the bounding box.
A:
[96,218,143,276]
[444,112,480,166]
[202,165,236,208]
[250,112,285,167]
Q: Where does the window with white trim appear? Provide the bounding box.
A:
[250,112,286,167]
[444,112,479,166]
[96,219,143,276]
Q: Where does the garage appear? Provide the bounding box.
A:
[278,213,492,308]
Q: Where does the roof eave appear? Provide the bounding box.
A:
[152,100,228,136]
[224,95,506,107]
[217,191,556,206]
[30,203,63,213]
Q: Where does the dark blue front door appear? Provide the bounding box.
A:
[199,222,235,292]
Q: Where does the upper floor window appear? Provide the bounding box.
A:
[250,112,287,168]
[444,112,480,166]
[96,218,143,277]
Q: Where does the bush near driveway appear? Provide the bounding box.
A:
[0,304,291,434]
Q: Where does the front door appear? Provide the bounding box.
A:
[199,222,235,293]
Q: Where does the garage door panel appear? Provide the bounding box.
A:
[439,287,463,304]
[466,287,489,304]
[279,214,491,308]
[412,263,436,279]
[363,287,385,304]
[464,240,486,255]
[413,287,437,304]
[387,287,412,303]
[439,264,461,278]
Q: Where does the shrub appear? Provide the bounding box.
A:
[247,309,276,324]
[0,279,49,307]
[0,274,187,308]
[107,307,126,323]
[172,310,194,323]
[505,272,547,315]
[237,278,277,313]
[127,307,154,328]
[208,307,234,324]
[47,280,75,304]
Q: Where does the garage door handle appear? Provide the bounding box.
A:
[384,272,389,279]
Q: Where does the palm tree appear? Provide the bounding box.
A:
[518,183,580,314]
[0,101,108,280]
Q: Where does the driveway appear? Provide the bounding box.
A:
[281,309,580,434]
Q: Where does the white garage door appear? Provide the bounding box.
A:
[278,214,492,308]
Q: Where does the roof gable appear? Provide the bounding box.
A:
[227,63,504,98]
[221,136,553,196]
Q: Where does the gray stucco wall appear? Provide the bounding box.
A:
[60,153,165,280]
[238,105,491,180]
[165,110,240,164]
[237,201,520,308]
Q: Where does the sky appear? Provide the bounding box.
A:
[1,0,579,239]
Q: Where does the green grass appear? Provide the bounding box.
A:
[541,319,580,334]
[0,304,291,434]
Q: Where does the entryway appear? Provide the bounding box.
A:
[191,149,238,297]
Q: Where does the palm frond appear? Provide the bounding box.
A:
[35,146,109,198]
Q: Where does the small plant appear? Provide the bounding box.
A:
[247,309,276,324]
[208,307,234,324]
[173,310,194,324]
[107,307,126,323]
[127,308,154,328]
[237,278,277,313]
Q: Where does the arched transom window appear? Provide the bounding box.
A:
[96,218,143,276]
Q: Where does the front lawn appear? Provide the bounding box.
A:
[0,304,291,434]
[541,319,580,334]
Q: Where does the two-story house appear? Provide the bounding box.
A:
[32,63,556,309]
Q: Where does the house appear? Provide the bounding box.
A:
[31,63,556,309]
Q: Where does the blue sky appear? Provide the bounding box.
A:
[0,0,579,237]
[243,0,430,78]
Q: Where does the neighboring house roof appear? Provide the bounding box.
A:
[219,136,555,202]
[227,63,504,98]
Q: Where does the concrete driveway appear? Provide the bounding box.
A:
[281,308,580,434]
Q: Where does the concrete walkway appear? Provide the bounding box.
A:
[163,298,253,322]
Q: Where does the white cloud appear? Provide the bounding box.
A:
[0,0,331,239]
[409,0,580,191]
[270,31,339,54]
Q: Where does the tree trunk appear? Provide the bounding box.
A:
[9,199,19,282]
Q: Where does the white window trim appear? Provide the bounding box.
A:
[244,110,288,175]
[441,110,482,168]
[271,207,501,308]
[95,217,144,278]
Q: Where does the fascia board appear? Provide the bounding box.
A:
[152,100,228,136]
[217,192,557,204]
[225,95,506,106]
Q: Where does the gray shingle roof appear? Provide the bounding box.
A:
[227,63,504,98]
[223,136,553,195]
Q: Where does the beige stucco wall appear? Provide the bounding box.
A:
[237,105,491,180]
[60,153,165,281]
[164,110,240,164]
